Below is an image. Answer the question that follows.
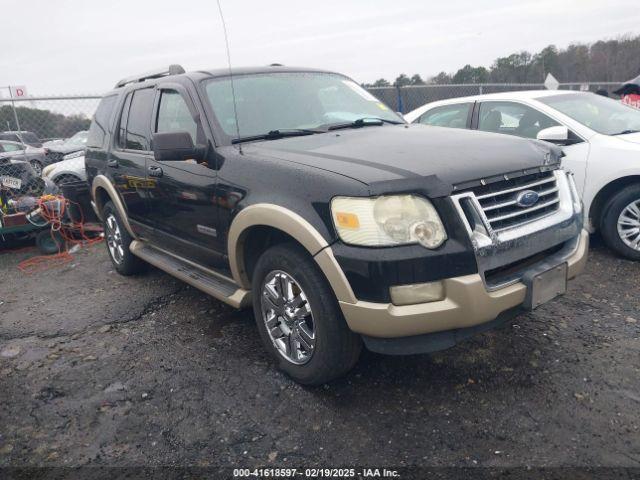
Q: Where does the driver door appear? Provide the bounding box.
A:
[145,85,225,269]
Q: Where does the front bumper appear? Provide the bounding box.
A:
[338,229,588,344]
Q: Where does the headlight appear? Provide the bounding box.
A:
[331,195,447,248]
[63,150,84,160]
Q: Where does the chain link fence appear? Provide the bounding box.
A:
[366,82,624,113]
[0,95,101,144]
[0,82,626,146]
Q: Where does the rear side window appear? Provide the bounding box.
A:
[123,88,155,151]
[87,95,117,148]
[417,103,472,129]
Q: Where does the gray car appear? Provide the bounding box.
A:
[0,140,51,176]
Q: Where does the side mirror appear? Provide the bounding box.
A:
[536,126,569,145]
[152,131,205,162]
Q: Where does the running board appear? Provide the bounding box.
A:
[129,240,251,309]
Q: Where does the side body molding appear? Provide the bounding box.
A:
[91,175,137,238]
[227,204,357,304]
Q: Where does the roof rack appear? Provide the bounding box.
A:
[115,64,185,88]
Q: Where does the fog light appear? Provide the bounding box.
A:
[390,281,445,306]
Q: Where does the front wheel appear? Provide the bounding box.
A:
[600,184,640,261]
[102,201,146,275]
[252,244,361,385]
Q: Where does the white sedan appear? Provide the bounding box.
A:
[42,153,86,187]
[405,90,640,260]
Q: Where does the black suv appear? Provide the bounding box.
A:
[86,65,588,385]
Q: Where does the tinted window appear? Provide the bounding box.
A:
[0,133,19,142]
[478,101,559,139]
[417,104,471,129]
[22,132,41,145]
[125,88,155,151]
[87,95,117,148]
[156,90,198,142]
[117,93,131,149]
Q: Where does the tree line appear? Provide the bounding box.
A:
[0,105,90,140]
[365,35,640,87]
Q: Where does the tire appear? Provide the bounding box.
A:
[35,229,66,255]
[102,201,146,275]
[30,160,43,177]
[252,243,361,385]
[600,184,640,261]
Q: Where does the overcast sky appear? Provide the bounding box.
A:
[1,0,639,96]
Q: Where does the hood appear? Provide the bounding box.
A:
[47,143,85,155]
[245,124,561,188]
[615,131,640,145]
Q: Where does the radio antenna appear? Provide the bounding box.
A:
[216,0,243,154]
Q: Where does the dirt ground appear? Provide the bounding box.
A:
[1,235,639,473]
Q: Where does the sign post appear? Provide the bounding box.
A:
[7,85,27,135]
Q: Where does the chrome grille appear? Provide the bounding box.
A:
[470,170,560,231]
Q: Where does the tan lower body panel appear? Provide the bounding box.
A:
[339,229,589,339]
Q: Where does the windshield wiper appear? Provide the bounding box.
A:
[322,117,404,131]
[232,128,323,144]
[612,129,640,136]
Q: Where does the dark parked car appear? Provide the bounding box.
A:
[0,140,51,176]
[0,155,51,198]
[86,65,588,385]
[0,131,43,148]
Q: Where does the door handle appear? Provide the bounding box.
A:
[107,159,118,168]
[148,165,163,178]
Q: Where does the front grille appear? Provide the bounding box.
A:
[46,151,65,162]
[470,170,560,231]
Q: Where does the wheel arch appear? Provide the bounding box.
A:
[91,174,137,238]
[589,175,640,230]
[228,204,356,304]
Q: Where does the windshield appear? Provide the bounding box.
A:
[538,93,640,135]
[64,131,88,147]
[203,72,401,140]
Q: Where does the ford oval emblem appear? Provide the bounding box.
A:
[516,190,540,208]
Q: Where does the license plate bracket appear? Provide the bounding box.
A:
[523,263,568,310]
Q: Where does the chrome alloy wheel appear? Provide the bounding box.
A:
[105,214,125,264]
[261,270,316,365]
[617,199,640,251]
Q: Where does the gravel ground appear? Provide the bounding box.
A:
[0,236,639,472]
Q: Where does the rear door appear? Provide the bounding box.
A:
[144,84,224,269]
[108,87,156,236]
